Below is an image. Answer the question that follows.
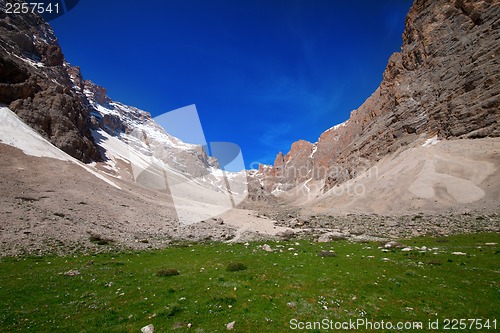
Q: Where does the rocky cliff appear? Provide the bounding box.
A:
[0,0,219,176]
[258,0,500,193]
[81,78,220,179]
[0,0,100,162]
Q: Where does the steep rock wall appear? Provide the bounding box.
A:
[259,0,499,193]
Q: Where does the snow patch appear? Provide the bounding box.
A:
[422,135,440,147]
[271,187,283,195]
[309,144,318,158]
[0,107,120,189]
[10,52,44,68]
[303,178,312,193]
[0,107,72,161]
[326,120,349,133]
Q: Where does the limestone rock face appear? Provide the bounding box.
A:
[0,1,220,172]
[258,0,500,192]
[80,78,220,179]
[84,80,111,106]
[0,0,100,162]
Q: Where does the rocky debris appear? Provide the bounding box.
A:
[63,269,80,276]
[255,0,500,193]
[276,229,295,240]
[318,250,336,257]
[0,142,243,257]
[317,234,330,243]
[275,212,500,240]
[212,217,224,225]
[317,232,348,242]
[141,324,154,333]
[383,241,404,249]
[1,140,497,257]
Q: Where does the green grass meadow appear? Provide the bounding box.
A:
[0,233,499,332]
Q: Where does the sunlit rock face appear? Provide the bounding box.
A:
[0,1,100,162]
[257,0,500,193]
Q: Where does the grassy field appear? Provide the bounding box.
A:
[0,233,499,332]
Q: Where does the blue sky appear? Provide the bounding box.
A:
[50,0,413,168]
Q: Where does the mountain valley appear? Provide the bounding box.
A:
[0,0,499,257]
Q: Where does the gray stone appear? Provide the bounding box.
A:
[141,324,154,333]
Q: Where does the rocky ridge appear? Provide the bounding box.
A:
[0,0,100,162]
[82,79,220,180]
[257,0,500,193]
[0,0,219,177]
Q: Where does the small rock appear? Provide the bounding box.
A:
[411,230,420,237]
[287,301,297,308]
[451,252,467,255]
[317,234,331,243]
[277,229,295,240]
[350,227,364,235]
[261,244,273,252]
[226,321,235,330]
[338,230,350,237]
[318,250,336,257]
[318,232,348,242]
[384,241,403,249]
[141,324,154,333]
[401,247,412,252]
[63,269,80,276]
[485,242,497,246]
